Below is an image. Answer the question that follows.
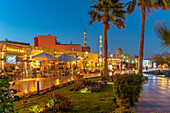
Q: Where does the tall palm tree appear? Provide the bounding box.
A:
[154,21,170,50]
[126,0,169,75]
[88,0,126,79]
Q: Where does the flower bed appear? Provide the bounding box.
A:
[72,80,107,93]
[29,94,72,112]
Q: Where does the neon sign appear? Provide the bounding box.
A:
[7,47,25,53]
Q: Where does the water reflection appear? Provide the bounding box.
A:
[10,76,74,96]
[10,73,101,96]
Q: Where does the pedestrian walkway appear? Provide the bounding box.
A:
[10,73,100,96]
[131,74,170,113]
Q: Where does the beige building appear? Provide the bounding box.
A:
[0,40,98,78]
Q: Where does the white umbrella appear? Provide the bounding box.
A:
[57,54,78,62]
[32,52,58,61]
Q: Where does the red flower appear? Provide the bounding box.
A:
[63,95,64,97]
[66,98,68,100]
[65,103,68,107]
[55,109,57,111]
[58,97,60,99]
[60,104,63,107]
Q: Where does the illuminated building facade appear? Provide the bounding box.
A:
[0,38,98,78]
[108,48,138,70]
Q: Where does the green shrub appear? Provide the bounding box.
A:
[112,74,144,111]
[0,74,20,113]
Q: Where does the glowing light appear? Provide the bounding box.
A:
[7,47,24,53]
[99,58,102,62]
[55,79,59,85]
[36,78,39,81]
[85,52,88,54]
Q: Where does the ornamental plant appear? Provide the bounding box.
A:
[30,94,72,113]
[46,94,72,112]
[113,74,144,111]
[73,80,106,92]
[0,74,20,113]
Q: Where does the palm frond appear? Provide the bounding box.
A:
[111,19,126,30]
[89,0,126,30]
[88,10,102,25]
[126,0,137,14]
[155,0,170,10]
[154,21,170,50]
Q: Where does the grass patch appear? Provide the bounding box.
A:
[14,78,116,113]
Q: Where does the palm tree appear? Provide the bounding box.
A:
[154,21,170,50]
[126,0,169,75]
[88,0,126,79]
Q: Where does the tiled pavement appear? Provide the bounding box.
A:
[131,74,170,113]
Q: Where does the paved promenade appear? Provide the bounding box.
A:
[10,73,100,96]
[131,74,170,113]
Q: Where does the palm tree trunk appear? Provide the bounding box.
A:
[138,6,146,75]
[104,22,108,79]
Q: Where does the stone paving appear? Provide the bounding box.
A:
[131,74,170,113]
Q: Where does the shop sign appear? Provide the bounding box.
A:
[6,47,25,53]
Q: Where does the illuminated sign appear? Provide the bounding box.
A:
[86,63,90,67]
[34,60,41,66]
[112,63,116,65]
[143,60,151,67]
[7,47,24,53]
[6,56,16,64]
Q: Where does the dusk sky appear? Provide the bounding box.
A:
[0,0,169,58]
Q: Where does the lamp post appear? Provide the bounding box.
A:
[36,78,40,95]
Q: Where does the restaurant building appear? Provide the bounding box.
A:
[0,36,99,79]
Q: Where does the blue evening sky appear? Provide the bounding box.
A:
[0,0,169,58]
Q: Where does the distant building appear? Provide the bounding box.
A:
[34,32,90,53]
[107,48,138,70]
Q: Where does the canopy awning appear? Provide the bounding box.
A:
[57,54,78,62]
[32,52,58,61]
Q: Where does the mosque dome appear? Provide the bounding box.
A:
[116,48,123,54]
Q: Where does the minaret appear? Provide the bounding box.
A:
[99,35,102,57]
[84,31,87,47]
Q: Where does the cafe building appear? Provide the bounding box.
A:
[0,39,99,79]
